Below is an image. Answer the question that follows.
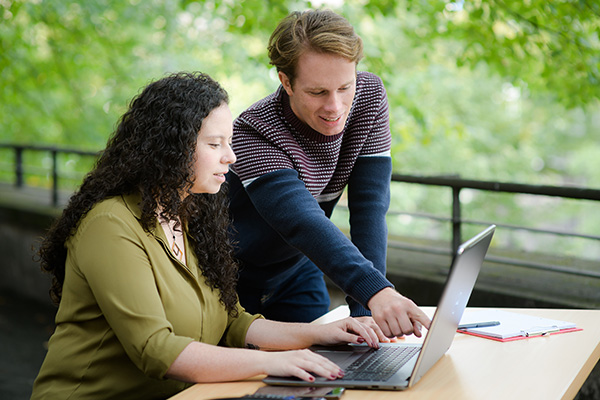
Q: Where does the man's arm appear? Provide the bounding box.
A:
[244,168,393,309]
[342,157,433,338]
[345,155,392,316]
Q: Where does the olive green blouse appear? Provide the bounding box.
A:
[31,193,261,400]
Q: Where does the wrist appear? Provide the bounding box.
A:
[368,287,397,308]
[302,323,321,346]
[254,348,274,375]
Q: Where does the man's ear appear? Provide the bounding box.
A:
[278,71,293,96]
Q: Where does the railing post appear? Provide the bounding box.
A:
[51,150,58,207]
[452,186,462,254]
[15,146,23,187]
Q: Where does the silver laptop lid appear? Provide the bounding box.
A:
[408,224,495,387]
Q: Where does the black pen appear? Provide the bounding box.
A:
[458,321,500,330]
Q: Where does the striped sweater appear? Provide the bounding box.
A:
[227,71,394,316]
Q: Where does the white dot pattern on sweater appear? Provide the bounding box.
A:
[232,71,391,198]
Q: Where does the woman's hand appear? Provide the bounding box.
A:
[166,340,344,384]
[354,316,404,343]
[261,349,344,383]
[312,317,380,349]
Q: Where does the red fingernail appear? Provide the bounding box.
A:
[357,337,365,343]
[309,376,315,382]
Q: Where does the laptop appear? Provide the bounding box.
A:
[263,224,496,390]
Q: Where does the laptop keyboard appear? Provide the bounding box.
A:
[341,346,420,382]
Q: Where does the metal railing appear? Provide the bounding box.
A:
[0,143,99,207]
[388,174,600,280]
[1,143,599,281]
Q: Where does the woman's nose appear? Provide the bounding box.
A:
[224,146,236,164]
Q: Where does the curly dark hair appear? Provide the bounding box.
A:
[38,71,240,316]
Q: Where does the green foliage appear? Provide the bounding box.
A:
[2,0,597,144]
[1,0,598,252]
[407,0,600,108]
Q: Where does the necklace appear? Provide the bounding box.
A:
[159,217,184,262]
[167,224,183,259]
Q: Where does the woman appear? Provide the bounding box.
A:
[31,72,379,400]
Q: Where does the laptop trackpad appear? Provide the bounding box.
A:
[313,346,369,369]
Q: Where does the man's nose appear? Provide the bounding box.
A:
[323,92,343,114]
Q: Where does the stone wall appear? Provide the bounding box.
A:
[0,203,56,305]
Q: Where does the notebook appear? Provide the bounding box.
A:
[263,224,496,390]
[458,309,581,341]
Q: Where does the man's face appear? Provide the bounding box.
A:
[279,50,356,136]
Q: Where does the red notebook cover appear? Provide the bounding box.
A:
[458,327,583,342]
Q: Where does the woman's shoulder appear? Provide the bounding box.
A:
[85,195,129,218]
[86,193,141,217]
[76,194,143,236]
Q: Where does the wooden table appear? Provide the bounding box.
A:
[169,306,600,400]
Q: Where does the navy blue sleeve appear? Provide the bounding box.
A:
[244,169,393,311]
[345,156,393,316]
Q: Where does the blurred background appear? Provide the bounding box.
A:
[2,0,599,253]
[0,0,598,399]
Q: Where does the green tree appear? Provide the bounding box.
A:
[1,0,598,187]
[1,0,598,263]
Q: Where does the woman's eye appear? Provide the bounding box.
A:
[209,143,220,148]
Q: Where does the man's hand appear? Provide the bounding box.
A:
[367,287,432,338]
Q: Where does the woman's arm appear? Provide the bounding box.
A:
[166,317,379,383]
[166,342,340,383]
[244,317,379,350]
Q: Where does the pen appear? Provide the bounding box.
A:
[458,321,500,330]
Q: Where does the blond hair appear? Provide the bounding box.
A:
[268,9,363,86]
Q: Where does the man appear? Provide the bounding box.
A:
[227,9,430,340]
